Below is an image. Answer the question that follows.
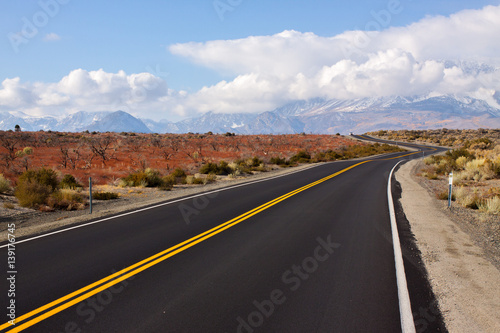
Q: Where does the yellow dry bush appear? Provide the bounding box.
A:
[456,156,468,170]
[454,186,482,209]
[0,174,11,194]
[479,196,500,215]
[461,158,495,181]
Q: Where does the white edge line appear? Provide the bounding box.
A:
[0,163,324,248]
[388,161,416,333]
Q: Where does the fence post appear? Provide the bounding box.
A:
[448,172,453,209]
[89,177,92,214]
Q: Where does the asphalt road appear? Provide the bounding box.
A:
[1,138,448,332]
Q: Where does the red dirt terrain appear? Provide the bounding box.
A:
[0,131,358,185]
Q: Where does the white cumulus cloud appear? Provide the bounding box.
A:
[0,69,172,119]
[167,5,500,114]
[1,5,500,119]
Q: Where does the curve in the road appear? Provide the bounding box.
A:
[1,141,445,332]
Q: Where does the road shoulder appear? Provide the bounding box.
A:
[396,159,500,332]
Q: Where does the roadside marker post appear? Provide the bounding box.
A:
[89,177,93,214]
[448,172,453,209]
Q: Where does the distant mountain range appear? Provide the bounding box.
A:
[1,94,499,134]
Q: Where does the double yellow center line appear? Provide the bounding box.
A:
[0,154,419,332]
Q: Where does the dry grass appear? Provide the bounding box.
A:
[0,174,11,194]
[380,129,500,214]
[47,189,86,211]
[479,196,500,215]
[454,186,483,210]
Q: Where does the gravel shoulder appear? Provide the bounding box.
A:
[396,159,500,333]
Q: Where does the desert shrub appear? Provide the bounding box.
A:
[204,174,217,184]
[491,156,500,177]
[92,192,119,200]
[158,182,173,191]
[270,156,290,166]
[171,168,187,178]
[435,158,455,175]
[122,168,164,187]
[186,175,205,185]
[290,150,311,163]
[456,156,468,170]
[479,196,500,214]
[18,168,59,191]
[313,152,328,162]
[467,138,492,150]
[218,161,232,174]
[229,160,252,174]
[15,181,53,208]
[253,164,268,172]
[15,168,59,208]
[446,148,473,161]
[313,149,342,162]
[171,168,186,177]
[458,159,496,181]
[121,172,147,187]
[48,190,85,210]
[23,147,33,155]
[199,163,219,175]
[161,175,177,187]
[246,157,263,167]
[200,161,233,175]
[423,156,435,165]
[323,149,343,160]
[455,187,482,209]
[342,143,403,160]
[143,168,163,187]
[0,174,11,194]
[228,162,242,175]
[161,175,175,186]
[60,174,82,189]
[164,168,187,185]
[421,172,439,180]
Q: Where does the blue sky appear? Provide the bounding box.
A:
[1,0,499,120]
